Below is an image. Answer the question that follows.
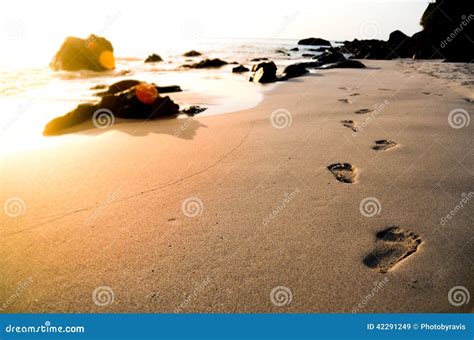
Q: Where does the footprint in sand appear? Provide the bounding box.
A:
[349,93,360,96]
[327,163,357,183]
[355,109,372,114]
[363,226,422,273]
[339,99,350,104]
[372,140,398,151]
[339,86,348,90]
[422,92,431,95]
[341,120,357,132]
[378,88,394,91]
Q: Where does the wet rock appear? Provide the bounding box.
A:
[315,51,346,64]
[276,49,290,56]
[282,64,309,78]
[302,53,316,57]
[182,106,207,115]
[144,54,163,63]
[183,50,202,57]
[319,60,366,69]
[94,80,182,97]
[44,83,180,135]
[298,37,331,46]
[249,62,277,83]
[290,47,299,51]
[250,57,268,62]
[232,65,250,73]
[50,34,115,71]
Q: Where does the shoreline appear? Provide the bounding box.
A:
[1,59,473,313]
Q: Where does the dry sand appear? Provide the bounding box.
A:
[1,60,473,313]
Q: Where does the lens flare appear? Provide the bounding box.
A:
[99,51,115,70]
[135,83,159,104]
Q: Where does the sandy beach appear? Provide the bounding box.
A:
[1,59,473,313]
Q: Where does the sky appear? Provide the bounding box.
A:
[1,0,430,67]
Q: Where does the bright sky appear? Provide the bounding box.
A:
[1,0,429,67]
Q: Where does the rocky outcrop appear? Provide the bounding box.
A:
[282,64,309,78]
[44,82,180,135]
[183,58,228,68]
[314,51,346,64]
[298,37,331,46]
[249,62,277,83]
[144,54,163,63]
[50,34,115,71]
[183,50,202,57]
[94,80,182,97]
[319,60,366,69]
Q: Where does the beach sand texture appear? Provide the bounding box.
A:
[1,60,473,313]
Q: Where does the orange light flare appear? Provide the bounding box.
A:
[135,83,159,104]
[99,50,115,70]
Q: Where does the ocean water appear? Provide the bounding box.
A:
[0,38,327,154]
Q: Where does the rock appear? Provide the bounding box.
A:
[90,84,107,90]
[183,50,202,57]
[183,58,228,68]
[298,37,331,46]
[340,39,392,59]
[302,53,316,57]
[144,54,163,63]
[50,34,115,71]
[315,51,346,64]
[319,60,366,69]
[282,64,309,78]
[276,49,290,56]
[182,106,207,115]
[290,47,299,51]
[232,65,249,73]
[387,30,415,58]
[249,62,277,83]
[44,83,180,135]
[94,80,181,97]
[292,61,322,69]
[250,57,268,62]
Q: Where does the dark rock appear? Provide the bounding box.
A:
[182,106,207,115]
[183,58,228,68]
[282,64,309,78]
[302,53,316,57]
[183,50,202,57]
[249,62,277,83]
[298,37,331,46]
[94,80,182,97]
[315,51,346,64]
[290,47,299,51]
[50,34,115,71]
[144,54,163,63]
[276,49,290,56]
[90,84,107,90]
[232,65,250,73]
[319,60,366,69]
[293,61,322,69]
[44,83,180,135]
[340,39,393,59]
[250,57,268,62]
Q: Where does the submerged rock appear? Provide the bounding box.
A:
[232,65,250,73]
[290,47,299,51]
[144,54,163,63]
[298,37,331,46]
[183,50,202,57]
[94,80,182,97]
[249,62,277,83]
[44,82,180,135]
[250,57,268,62]
[50,34,115,71]
[183,58,228,68]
